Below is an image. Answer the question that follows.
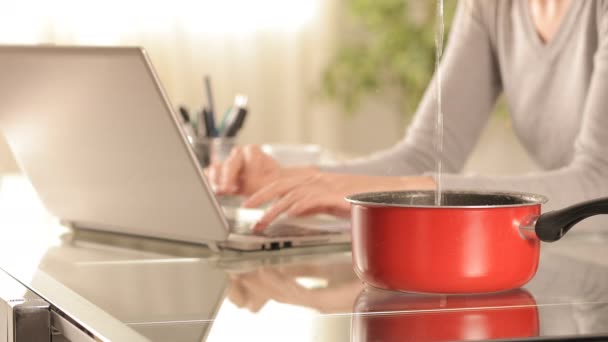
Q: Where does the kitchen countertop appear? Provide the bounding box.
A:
[1,174,608,341]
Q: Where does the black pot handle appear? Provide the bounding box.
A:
[535,197,608,242]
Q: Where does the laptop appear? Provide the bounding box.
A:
[0,45,350,251]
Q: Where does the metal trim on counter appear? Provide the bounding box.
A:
[0,269,50,342]
[13,299,51,342]
[51,310,96,342]
[0,268,135,342]
[493,336,608,341]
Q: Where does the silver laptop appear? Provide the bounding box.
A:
[0,45,350,251]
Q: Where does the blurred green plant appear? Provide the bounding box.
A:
[322,0,457,116]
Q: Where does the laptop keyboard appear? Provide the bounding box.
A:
[228,220,334,237]
[223,207,349,238]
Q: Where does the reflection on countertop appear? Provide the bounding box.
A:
[20,229,358,341]
[4,228,608,341]
[352,288,539,342]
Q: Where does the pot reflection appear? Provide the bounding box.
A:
[352,287,539,342]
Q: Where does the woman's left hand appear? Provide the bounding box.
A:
[243,172,435,232]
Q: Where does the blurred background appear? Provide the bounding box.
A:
[0,0,537,175]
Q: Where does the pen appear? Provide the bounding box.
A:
[197,109,208,138]
[204,76,215,114]
[218,107,232,134]
[222,95,248,137]
[178,106,196,141]
[206,109,218,137]
[203,76,217,136]
[203,108,216,137]
[178,106,191,125]
[224,107,248,137]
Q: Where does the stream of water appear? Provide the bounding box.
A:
[434,0,444,206]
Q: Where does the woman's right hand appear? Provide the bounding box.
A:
[206,145,282,196]
[205,144,319,196]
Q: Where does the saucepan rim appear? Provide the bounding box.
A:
[346,190,548,209]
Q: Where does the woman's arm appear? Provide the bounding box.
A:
[208,1,499,196]
[324,0,501,176]
[243,1,505,230]
[439,1,608,214]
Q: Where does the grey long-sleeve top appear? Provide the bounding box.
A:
[325,0,608,219]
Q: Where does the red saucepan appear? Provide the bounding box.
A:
[345,190,608,294]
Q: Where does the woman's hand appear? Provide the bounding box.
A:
[227,261,364,313]
[243,173,435,231]
[205,144,318,196]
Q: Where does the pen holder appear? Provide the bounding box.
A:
[191,137,236,168]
